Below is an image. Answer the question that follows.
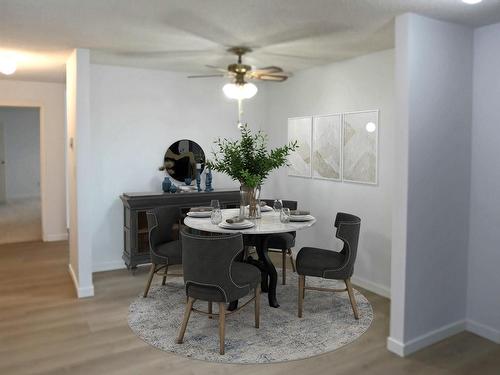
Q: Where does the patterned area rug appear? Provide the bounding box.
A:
[128,270,373,364]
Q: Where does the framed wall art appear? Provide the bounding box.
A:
[342,110,379,185]
[312,114,342,181]
[287,116,312,178]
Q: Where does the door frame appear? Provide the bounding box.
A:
[0,101,46,239]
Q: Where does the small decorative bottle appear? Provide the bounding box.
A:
[196,165,202,192]
[205,168,214,192]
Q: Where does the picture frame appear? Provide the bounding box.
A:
[342,110,379,185]
[312,114,342,181]
[287,116,312,178]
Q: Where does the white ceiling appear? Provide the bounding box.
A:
[1,0,500,82]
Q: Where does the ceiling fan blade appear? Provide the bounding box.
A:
[187,74,225,78]
[253,74,288,82]
[205,64,228,73]
[252,66,283,74]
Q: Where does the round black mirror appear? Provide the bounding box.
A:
[162,140,205,183]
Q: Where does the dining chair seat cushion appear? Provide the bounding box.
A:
[296,247,349,279]
[186,262,261,302]
[151,239,182,265]
[266,232,296,250]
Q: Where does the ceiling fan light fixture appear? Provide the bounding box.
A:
[223,82,258,100]
[0,55,17,75]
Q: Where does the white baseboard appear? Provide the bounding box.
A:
[43,232,68,242]
[386,336,405,357]
[351,275,390,299]
[466,320,500,344]
[92,260,127,273]
[68,263,94,298]
[387,320,466,357]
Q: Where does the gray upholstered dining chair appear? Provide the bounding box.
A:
[176,231,261,355]
[143,207,183,298]
[296,212,361,319]
[262,199,298,284]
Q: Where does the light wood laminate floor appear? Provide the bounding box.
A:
[0,198,41,245]
[0,241,499,375]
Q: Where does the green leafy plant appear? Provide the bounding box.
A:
[207,124,298,188]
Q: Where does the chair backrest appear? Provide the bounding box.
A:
[180,231,248,302]
[334,212,361,275]
[146,207,179,250]
[262,199,298,210]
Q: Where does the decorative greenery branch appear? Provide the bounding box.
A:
[207,124,298,188]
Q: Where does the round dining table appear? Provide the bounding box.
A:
[184,208,316,308]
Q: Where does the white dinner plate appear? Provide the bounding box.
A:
[289,215,315,222]
[218,221,255,229]
[187,211,211,218]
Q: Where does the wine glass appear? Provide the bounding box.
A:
[280,208,291,223]
[210,208,223,225]
[273,199,283,213]
[210,200,220,210]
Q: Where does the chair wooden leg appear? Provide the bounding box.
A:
[162,265,168,286]
[218,302,226,355]
[254,287,260,328]
[298,275,305,318]
[345,279,359,320]
[208,301,213,319]
[176,297,195,344]
[282,250,287,285]
[143,263,156,298]
[288,248,296,272]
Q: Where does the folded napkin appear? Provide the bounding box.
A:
[291,210,310,216]
[190,206,213,212]
[226,216,244,224]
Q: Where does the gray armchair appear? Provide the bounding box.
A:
[176,231,261,355]
[296,212,361,319]
[143,207,182,298]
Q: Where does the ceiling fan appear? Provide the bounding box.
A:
[188,46,290,99]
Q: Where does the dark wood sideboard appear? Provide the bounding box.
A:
[120,190,240,269]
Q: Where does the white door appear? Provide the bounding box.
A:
[0,122,6,203]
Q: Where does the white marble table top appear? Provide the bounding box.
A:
[184,208,316,235]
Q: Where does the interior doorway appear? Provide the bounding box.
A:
[0,106,42,244]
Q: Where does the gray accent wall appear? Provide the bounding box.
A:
[467,22,500,343]
[390,13,473,355]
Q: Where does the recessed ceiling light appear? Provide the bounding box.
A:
[462,0,482,4]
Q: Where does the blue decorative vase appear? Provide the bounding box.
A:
[162,177,171,192]
[169,184,177,193]
[205,168,214,192]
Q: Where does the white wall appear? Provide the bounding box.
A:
[0,107,40,200]
[0,79,67,241]
[89,64,268,272]
[466,22,500,344]
[389,14,473,356]
[263,49,394,298]
[66,49,94,298]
